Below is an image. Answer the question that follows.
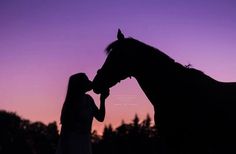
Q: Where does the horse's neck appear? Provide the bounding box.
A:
[132,46,198,106]
[134,73,158,107]
[133,60,175,107]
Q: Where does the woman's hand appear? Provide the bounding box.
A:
[100,89,110,101]
[95,89,109,122]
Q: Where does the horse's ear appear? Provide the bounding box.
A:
[117,29,125,40]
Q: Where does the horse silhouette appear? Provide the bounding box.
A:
[93,30,236,154]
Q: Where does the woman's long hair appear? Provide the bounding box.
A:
[60,73,92,125]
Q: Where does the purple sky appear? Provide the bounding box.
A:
[1,0,236,133]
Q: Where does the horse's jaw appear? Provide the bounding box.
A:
[93,80,118,94]
[93,77,130,94]
[93,88,101,94]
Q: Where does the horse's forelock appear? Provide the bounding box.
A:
[105,41,118,55]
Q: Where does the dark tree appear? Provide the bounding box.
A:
[132,113,140,128]
[0,110,59,154]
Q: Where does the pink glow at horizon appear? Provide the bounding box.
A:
[1,0,236,134]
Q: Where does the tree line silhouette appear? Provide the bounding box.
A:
[92,114,160,154]
[0,110,59,154]
[0,110,160,154]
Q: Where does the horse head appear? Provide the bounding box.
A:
[93,29,135,94]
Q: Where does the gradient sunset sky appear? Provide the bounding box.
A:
[1,0,236,133]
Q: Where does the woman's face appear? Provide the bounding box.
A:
[77,75,92,93]
[69,73,93,93]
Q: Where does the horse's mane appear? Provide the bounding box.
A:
[106,38,175,63]
[105,38,208,79]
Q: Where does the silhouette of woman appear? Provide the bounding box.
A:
[56,73,109,154]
